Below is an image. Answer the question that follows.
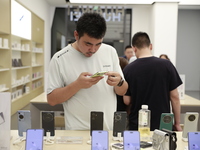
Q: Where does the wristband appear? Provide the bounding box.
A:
[117,77,124,87]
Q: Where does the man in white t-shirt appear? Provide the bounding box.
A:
[47,12,128,130]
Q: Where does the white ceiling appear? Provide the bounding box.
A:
[45,0,67,6]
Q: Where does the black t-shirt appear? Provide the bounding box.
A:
[123,56,182,131]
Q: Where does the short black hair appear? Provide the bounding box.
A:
[132,32,151,49]
[125,45,132,50]
[76,12,107,39]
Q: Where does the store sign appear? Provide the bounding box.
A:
[69,6,124,22]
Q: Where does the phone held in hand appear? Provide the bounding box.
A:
[91,71,107,78]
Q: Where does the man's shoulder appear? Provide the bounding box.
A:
[52,45,72,59]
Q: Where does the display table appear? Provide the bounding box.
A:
[10,130,188,150]
[30,92,200,130]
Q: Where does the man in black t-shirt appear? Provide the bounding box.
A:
[123,32,183,131]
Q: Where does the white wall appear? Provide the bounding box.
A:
[131,3,178,65]
[17,0,55,92]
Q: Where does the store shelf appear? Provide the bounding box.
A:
[12,66,31,70]
[12,80,30,88]
[0,68,10,72]
[0,87,9,92]
[32,76,43,81]
[0,0,44,116]
[0,47,9,50]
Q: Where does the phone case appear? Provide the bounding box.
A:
[90,111,103,136]
[91,130,108,150]
[113,111,127,137]
[25,129,44,150]
[159,113,174,131]
[41,111,55,136]
[188,132,200,150]
[123,131,140,150]
[17,110,31,137]
[182,112,199,139]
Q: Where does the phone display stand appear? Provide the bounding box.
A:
[182,137,188,142]
[13,132,26,145]
[87,136,91,145]
[44,132,54,145]
[112,133,123,142]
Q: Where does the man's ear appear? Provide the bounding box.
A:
[150,44,153,50]
[74,30,79,41]
[132,46,137,53]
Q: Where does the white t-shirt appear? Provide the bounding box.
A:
[47,44,124,130]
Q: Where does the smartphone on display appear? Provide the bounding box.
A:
[112,143,123,149]
[182,112,199,139]
[188,132,200,150]
[159,113,174,131]
[113,111,127,137]
[41,111,55,136]
[25,129,44,150]
[123,131,140,150]
[17,110,31,137]
[90,111,103,136]
[91,130,108,150]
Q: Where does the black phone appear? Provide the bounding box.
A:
[90,111,103,136]
[25,129,44,150]
[17,110,31,137]
[113,111,127,137]
[188,132,200,150]
[91,130,108,150]
[140,141,152,148]
[123,131,140,150]
[41,111,55,136]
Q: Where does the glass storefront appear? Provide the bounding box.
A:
[51,6,132,57]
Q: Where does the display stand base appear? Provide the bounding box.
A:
[87,136,91,145]
[182,137,188,142]
[44,132,55,144]
[112,133,123,142]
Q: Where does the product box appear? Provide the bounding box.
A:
[3,38,8,48]
[0,38,2,48]
[178,74,185,99]
[0,92,11,150]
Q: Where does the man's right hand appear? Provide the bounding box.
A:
[76,72,104,89]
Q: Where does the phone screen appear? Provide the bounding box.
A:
[188,132,200,150]
[25,129,44,150]
[123,131,140,150]
[92,130,108,150]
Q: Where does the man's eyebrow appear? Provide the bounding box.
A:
[84,41,102,46]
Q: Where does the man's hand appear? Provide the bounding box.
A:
[76,72,104,89]
[105,71,121,86]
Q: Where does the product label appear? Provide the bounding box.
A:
[139,111,148,125]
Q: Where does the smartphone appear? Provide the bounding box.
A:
[188,132,200,150]
[91,130,108,150]
[112,143,124,149]
[182,112,199,139]
[159,113,174,131]
[41,111,55,136]
[123,131,140,150]
[113,111,127,137]
[90,111,103,136]
[25,129,44,150]
[91,71,107,78]
[140,141,152,148]
[17,110,31,137]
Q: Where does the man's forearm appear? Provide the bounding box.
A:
[47,80,81,106]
